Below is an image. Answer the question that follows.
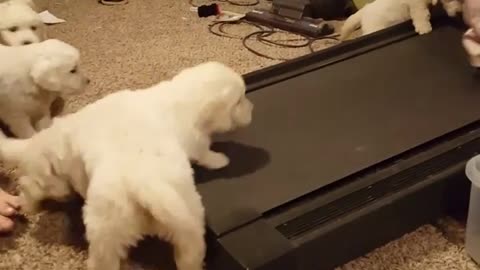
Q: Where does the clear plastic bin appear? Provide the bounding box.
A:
[465,155,480,263]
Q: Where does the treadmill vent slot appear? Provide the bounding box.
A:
[276,140,479,239]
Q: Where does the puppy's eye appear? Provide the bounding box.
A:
[70,67,77,74]
[31,26,37,31]
[8,26,18,32]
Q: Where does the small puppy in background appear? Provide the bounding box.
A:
[0,39,90,138]
[340,0,438,41]
[0,61,253,270]
[0,0,66,132]
[0,0,46,46]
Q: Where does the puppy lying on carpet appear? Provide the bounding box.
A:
[0,61,253,270]
[0,39,90,138]
[0,0,45,46]
[340,0,438,41]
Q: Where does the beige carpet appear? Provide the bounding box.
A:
[0,0,479,269]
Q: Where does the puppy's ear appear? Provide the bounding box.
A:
[30,56,62,92]
[197,86,237,133]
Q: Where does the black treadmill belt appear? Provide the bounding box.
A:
[197,23,479,236]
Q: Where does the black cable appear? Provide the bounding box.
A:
[208,20,266,39]
[218,0,259,6]
[208,20,341,61]
[257,31,311,49]
[308,35,340,53]
[190,0,259,7]
[242,30,290,61]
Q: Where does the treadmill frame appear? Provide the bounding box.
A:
[206,16,473,270]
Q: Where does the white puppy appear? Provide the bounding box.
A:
[0,39,89,138]
[0,61,253,270]
[340,0,438,41]
[0,0,46,46]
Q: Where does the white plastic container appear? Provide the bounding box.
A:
[465,155,480,263]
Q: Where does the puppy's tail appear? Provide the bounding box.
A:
[340,8,365,41]
[0,132,28,164]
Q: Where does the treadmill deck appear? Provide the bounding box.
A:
[196,23,479,236]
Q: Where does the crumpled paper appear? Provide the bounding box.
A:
[38,10,66,25]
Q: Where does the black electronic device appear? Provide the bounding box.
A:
[244,0,354,37]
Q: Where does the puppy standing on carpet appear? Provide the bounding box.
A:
[340,0,438,41]
[0,39,90,138]
[0,62,253,270]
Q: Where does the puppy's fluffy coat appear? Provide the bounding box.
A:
[0,39,89,138]
[340,0,438,41]
[0,61,253,270]
[0,0,46,46]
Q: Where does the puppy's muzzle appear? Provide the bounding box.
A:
[232,98,254,128]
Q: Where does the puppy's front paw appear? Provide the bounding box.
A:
[445,2,462,17]
[416,23,432,35]
[199,152,230,170]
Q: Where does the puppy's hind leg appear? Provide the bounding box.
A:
[83,189,143,270]
[138,183,206,270]
[169,190,206,270]
[408,2,433,35]
[171,225,206,270]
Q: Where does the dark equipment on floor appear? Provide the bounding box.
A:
[244,0,355,37]
[196,13,475,270]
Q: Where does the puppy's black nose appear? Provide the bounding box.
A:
[86,78,91,84]
[23,41,32,45]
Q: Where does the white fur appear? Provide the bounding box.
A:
[0,61,253,270]
[440,0,463,17]
[0,0,46,46]
[0,39,89,138]
[340,0,438,41]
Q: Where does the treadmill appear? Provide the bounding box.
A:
[196,13,478,270]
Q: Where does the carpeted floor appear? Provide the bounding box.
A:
[0,0,479,269]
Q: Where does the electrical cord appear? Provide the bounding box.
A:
[193,1,340,60]
[217,0,259,6]
[190,0,259,7]
[208,20,340,61]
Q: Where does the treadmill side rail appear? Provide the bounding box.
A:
[207,161,469,270]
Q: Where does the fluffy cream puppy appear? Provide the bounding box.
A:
[340,0,438,41]
[0,39,89,138]
[0,0,46,46]
[0,61,253,270]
